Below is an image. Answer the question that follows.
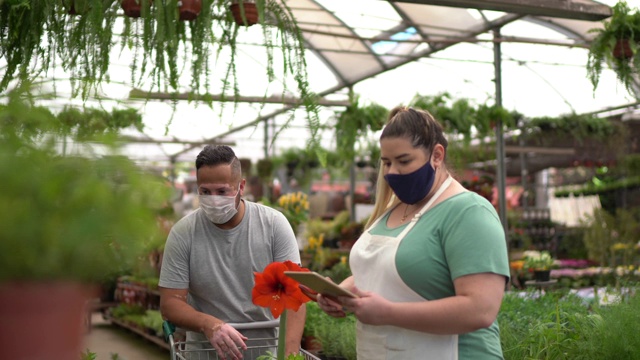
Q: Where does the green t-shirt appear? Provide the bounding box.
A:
[370,192,509,359]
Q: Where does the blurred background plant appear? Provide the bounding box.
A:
[264,191,309,235]
[523,250,555,271]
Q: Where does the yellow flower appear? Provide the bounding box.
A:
[611,243,631,251]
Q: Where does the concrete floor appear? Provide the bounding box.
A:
[83,313,168,360]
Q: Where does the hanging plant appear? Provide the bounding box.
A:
[0,0,320,157]
[120,0,152,17]
[229,0,258,26]
[410,92,517,142]
[587,1,640,95]
[334,92,388,164]
[179,0,202,21]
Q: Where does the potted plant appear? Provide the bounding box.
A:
[121,0,152,17]
[523,250,555,282]
[587,1,640,94]
[0,88,170,360]
[334,93,388,164]
[178,0,202,21]
[0,0,320,152]
[230,0,259,26]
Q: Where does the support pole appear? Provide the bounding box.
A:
[493,28,508,234]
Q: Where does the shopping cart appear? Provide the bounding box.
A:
[163,320,321,360]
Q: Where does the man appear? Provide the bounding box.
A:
[159,145,305,360]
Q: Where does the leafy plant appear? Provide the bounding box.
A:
[313,309,357,360]
[0,0,322,155]
[0,86,170,283]
[334,93,388,163]
[582,208,639,268]
[499,290,640,360]
[498,292,593,360]
[587,1,640,93]
[410,92,518,141]
[523,250,555,271]
[319,256,352,285]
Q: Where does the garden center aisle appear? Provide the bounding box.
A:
[84,313,168,360]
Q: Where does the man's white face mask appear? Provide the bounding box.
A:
[199,183,240,224]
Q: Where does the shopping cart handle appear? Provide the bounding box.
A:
[163,320,176,343]
[227,319,280,330]
[162,319,281,342]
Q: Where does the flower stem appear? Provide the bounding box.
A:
[277,311,287,360]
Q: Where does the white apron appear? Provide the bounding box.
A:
[350,176,458,360]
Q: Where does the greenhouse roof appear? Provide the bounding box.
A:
[9,0,640,169]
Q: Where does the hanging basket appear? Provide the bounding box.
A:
[121,0,153,18]
[613,38,634,59]
[178,0,202,21]
[230,2,259,26]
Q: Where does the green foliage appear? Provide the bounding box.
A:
[582,208,639,267]
[499,292,594,360]
[109,303,146,319]
[523,250,555,271]
[0,0,321,155]
[311,305,357,360]
[410,92,519,140]
[303,301,324,337]
[578,292,640,360]
[334,93,388,162]
[80,349,97,360]
[499,290,640,360]
[0,87,171,283]
[141,309,164,336]
[587,1,640,94]
[520,113,620,146]
[319,258,352,285]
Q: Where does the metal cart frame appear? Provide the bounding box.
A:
[163,320,320,360]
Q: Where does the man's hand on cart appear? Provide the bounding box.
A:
[205,322,249,360]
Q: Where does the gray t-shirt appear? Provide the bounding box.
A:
[159,200,300,356]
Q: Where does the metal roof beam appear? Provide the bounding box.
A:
[388,0,611,21]
[129,89,351,107]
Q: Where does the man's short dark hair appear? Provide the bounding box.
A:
[195,145,240,175]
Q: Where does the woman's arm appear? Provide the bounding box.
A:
[284,305,306,355]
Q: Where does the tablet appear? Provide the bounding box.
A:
[284,271,358,298]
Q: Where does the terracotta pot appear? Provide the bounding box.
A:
[121,0,153,18]
[613,38,633,59]
[230,2,259,26]
[0,282,94,360]
[179,0,202,21]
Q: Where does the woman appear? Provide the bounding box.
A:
[317,106,510,359]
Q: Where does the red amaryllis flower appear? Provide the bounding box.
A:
[252,260,311,318]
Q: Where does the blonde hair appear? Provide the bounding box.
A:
[364,106,448,230]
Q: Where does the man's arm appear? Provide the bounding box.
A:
[160,287,249,359]
[284,304,306,356]
[159,287,222,337]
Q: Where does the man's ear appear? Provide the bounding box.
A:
[239,179,247,196]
